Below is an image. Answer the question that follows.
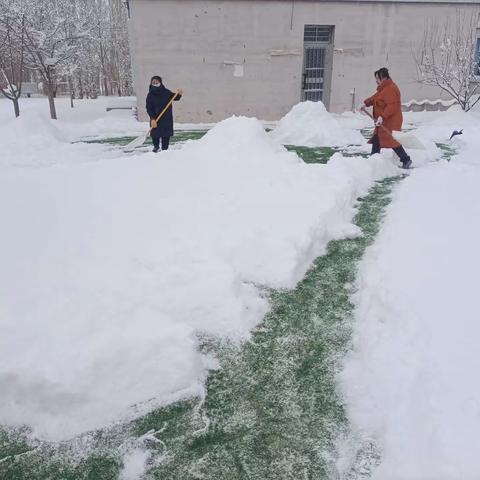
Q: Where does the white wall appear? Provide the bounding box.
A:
[127,0,479,122]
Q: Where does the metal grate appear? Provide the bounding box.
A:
[304,90,323,102]
[302,47,326,101]
[304,25,331,43]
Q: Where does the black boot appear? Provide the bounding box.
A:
[152,146,159,153]
[393,146,412,169]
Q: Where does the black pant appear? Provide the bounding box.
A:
[151,132,170,151]
[371,134,410,163]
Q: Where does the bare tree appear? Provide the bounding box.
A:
[86,0,132,97]
[3,0,88,119]
[414,11,480,112]
[109,0,133,96]
[0,0,133,119]
[24,1,87,119]
[0,2,25,117]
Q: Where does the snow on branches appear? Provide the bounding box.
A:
[0,0,132,119]
[414,11,480,112]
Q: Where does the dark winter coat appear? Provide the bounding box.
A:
[364,78,403,149]
[146,84,182,137]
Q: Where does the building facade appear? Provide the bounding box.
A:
[126,0,480,122]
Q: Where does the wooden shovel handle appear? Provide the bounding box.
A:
[149,91,180,134]
[360,106,395,140]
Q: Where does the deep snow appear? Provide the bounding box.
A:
[339,107,480,479]
[5,95,480,480]
[270,101,366,147]
[0,97,398,440]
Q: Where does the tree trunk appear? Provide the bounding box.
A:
[47,78,57,120]
[68,76,74,108]
[99,45,109,96]
[45,69,58,119]
[48,93,57,119]
[103,76,109,96]
[13,97,20,117]
[78,73,84,99]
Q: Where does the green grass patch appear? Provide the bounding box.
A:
[286,145,337,164]
[83,131,368,164]
[436,142,457,161]
[83,130,207,147]
[136,176,401,480]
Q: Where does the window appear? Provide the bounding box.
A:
[304,25,332,43]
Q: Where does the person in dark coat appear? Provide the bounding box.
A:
[146,76,183,152]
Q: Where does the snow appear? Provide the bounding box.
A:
[0,98,399,441]
[119,449,150,480]
[2,84,18,97]
[335,110,373,131]
[270,101,366,147]
[406,105,480,148]
[403,98,458,107]
[339,107,480,478]
[5,95,480,475]
[6,95,480,476]
[0,96,146,143]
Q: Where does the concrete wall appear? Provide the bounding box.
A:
[127,0,479,122]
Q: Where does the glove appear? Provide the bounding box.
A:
[375,116,384,126]
[150,118,158,129]
[357,103,366,111]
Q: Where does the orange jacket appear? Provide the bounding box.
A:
[364,78,403,149]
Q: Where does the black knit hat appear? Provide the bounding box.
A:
[150,75,162,84]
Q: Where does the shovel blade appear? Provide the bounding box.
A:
[123,133,147,152]
[392,131,426,150]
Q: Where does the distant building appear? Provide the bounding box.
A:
[126,0,480,122]
[20,82,40,97]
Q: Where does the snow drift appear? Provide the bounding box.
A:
[339,115,480,478]
[0,111,397,441]
[270,101,365,147]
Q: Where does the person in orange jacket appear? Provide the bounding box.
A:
[362,68,412,169]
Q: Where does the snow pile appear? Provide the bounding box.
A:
[0,96,146,145]
[396,106,480,168]
[3,109,64,145]
[339,149,480,476]
[405,105,480,147]
[0,110,116,168]
[0,112,398,441]
[270,101,365,147]
[65,108,147,141]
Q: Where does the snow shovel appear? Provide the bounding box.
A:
[123,91,180,153]
[360,107,426,150]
